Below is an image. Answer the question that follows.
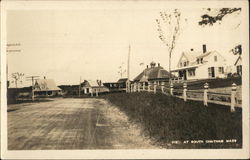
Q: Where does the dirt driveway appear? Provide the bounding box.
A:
[8,98,158,150]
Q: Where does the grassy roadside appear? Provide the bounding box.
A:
[103,92,242,149]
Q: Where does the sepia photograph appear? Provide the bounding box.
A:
[1,0,249,159]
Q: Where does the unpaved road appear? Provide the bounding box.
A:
[8,98,157,150]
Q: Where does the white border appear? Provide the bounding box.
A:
[1,0,249,159]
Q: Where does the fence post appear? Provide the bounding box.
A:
[143,82,145,91]
[183,82,187,102]
[148,82,151,92]
[134,83,137,92]
[126,81,130,93]
[96,89,99,97]
[154,81,157,94]
[170,82,174,95]
[91,89,93,97]
[131,84,134,93]
[231,83,237,112]
[161,81,165,93]
[204,83,209,106]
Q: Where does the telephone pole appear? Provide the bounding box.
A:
[127,45,131,80]
[26,76,40,101]
[126,45,131,93]
[6,43,21,88]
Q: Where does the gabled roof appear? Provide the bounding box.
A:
[183,51,202,62]
[82,80,102,87]
[34,79,61,91]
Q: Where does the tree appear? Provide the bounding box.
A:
[11,72,24,88]
[118,62,126,78]
[198,8,241,26]
[231,44,242,55]
[156,9,182,81]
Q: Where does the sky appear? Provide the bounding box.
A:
[6,4,244,87]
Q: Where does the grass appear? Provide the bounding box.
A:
[103,92,242,149]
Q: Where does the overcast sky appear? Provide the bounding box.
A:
[7,2,244,87]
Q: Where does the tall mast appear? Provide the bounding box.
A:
[127,45,131,80]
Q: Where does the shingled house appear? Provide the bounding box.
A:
[134,61,173,85]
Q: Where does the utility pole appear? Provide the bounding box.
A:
[6,43,21,88]
[79,76,81,97]
[26,76,40,101]
[126,45,131,93]
[127,45,131,80]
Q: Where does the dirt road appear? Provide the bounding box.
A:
[8,98,157,150]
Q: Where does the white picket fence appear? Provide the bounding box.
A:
[126,81,241,112]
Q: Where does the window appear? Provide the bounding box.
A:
[184,62,187,67]
[180,62,182,67]
[218,67,224,74]
[214,56,217,62]
[188,69,196,77]
[197,59,200,64]
[208,68,212,77]
[201,58,203,63]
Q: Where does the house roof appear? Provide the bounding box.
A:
[117,78,128,83]
[134,66,174,81]
[82,80,102,87]
[183,51,202,62]
[88,81,99,87]
[196,51,212,58]
[139,75,148,82]
[34,79,61,91]
[171,65,199,72]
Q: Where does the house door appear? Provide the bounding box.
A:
[208,67,215,78]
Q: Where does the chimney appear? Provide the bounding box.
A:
[158,63,160,67]
[150,61,156,68]
[202,44,207,53]
[44,76,46,79]
[190,48,194,51]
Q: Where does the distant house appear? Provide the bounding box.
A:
[81,80,109,95]
[33,79,61,96]
[103,78,131,92]
[171,45,227,81]
[134,61,173,85]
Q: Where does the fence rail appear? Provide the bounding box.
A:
[126,81,241,112]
